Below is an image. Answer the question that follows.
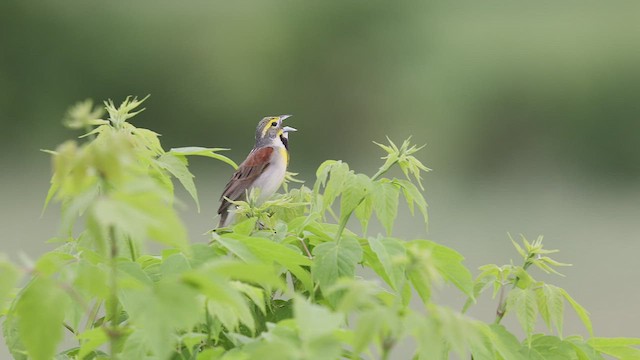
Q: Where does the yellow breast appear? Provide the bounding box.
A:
[279,147,289,165]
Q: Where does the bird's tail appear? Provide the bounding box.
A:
[218,210,236,228]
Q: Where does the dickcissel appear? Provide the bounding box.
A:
[217,115,296,227]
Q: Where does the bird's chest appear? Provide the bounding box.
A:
[253,147,287,201]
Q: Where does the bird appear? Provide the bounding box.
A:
[217,115,297,228]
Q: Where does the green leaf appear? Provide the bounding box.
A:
[156,153,200,211]
[182,271,253,332]
[203,260,285,289]
[430,305,484,358]
[232,281,266,314]
[93,186,190,253]
[507,287,538,344]
[560,288,593,336]
[15,278,70,360]
[410,314,446,360]
[294,298,343,360]
[395,179,428,228]
[587,337,640,359]
[132,128,164,155]
[371,180,400,235]
[353,191,374,234]
[536,284,564,336]
[214,235,260,263]
[366,236,406,291]
[565,336,604,360]
[294,297,343,341]
[522,335,579,360]
[226,234,313,291]
[485,324,526,360]
[321,161,349,212]
[314,160,338,191]
[408,240,474,300]
[352,308,390,353]
[160,252,191,278]
[312,237,363,292]
[77,327,109,359]
[73,259,109,299]
[170,146,238,169]
[340,173,371,220]
[119,280,201,359]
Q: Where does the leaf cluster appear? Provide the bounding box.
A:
[1,97,638,360]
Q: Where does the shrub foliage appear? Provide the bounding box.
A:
[1,97,639,360]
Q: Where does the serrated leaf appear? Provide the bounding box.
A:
[354,191,374,234]
[314,160,338,191]
[536,284,564,336]
[431,305,485,358]
[352,308,390,353]
[155,153,200,211]
[160,253,191,278]
[322,162,349,212]
[340,173,371,221]
[203,260,284,289]
[371,180,400,235]
[507,287,538,344]
[15,278,70,360]
[367,236,406,291]
[169,146,238,169]
[294,297,343,341]
[408,240,475,300]
[560,288,593,336]
[93,186,190,253]
[232,281,266,314]
[566,336,605,360]
[225,234,313,291]
[77,327,109,359]
[119,280,201,358]
[182,272,253,333]
[523,335,577,360]
[312,237,363,292]
[462,275,495,313]
[485,324,527,360]
[395,179,429,228]
[132,128,164,155]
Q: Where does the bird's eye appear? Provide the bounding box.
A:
[271,121,277,127]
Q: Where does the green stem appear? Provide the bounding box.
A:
[109,227,120,359]
[85,300,103,331]
[381,337,395,360]
[494,257,534,325]
[334,161,397,243]
[127,236,137,262]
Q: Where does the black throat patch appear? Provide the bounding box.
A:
[280,135,289,151]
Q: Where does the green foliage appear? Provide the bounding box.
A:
[1,97,638,360]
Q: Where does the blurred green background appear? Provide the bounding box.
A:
[2,1,639,357]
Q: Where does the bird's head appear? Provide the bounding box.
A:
[254,115,296,149]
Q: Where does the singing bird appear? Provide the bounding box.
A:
[217,115,297,227]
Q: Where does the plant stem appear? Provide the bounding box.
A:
[63,322,77,335]
[381,337,395,360]
[298,237,313,259]
[127,236,137,262]
[109,227,120,359]
[493,258,534,325]
[85,300,103,331]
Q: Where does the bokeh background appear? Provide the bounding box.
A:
[2,1,639,357]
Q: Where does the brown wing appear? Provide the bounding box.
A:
[217,146,274,225]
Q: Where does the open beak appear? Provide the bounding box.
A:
[278,114,296,133]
